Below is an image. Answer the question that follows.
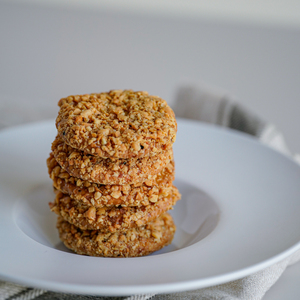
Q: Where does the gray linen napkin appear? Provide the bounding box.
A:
[168,83,300,300]
[1,85,300,300]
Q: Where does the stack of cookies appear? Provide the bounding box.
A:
[47,90,180,257]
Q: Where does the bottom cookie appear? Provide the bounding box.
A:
[57,213,176,257]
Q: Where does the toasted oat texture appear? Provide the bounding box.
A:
[52,136,173,185]
[47,153,175,207]
[57,213,176,257]
[50,187,181,232]
[55,90,177,159]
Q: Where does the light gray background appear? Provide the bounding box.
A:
[1,2,300,299]
[1,2,300,152]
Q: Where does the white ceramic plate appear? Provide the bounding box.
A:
[1,119,300,296]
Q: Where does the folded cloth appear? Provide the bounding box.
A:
[1,85,300,300]
[174,83,291,156]
[167,83,300,300]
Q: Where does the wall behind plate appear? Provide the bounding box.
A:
[1,2,300,151]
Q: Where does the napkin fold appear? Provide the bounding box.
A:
[1,84,300,300]
[174,83,291,156]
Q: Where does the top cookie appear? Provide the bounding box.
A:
[56,90,177,158]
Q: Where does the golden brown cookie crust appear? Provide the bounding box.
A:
[57,213,176,257]
[47,153,175,207]
[52,136,173,185]
[56,90,177,159]
[50,187,181,232]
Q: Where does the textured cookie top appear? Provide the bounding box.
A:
[56,90,177,158]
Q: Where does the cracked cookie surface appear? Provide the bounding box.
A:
[57,213,176,257]
[56,90,177,159]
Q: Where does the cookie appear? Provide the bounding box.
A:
[52,136,173,185]
[57,213,176,257]
[56,90,177,159]
[49,187,181,232]
[47,153,175,207]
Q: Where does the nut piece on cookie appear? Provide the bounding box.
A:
[56,90,177,158]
